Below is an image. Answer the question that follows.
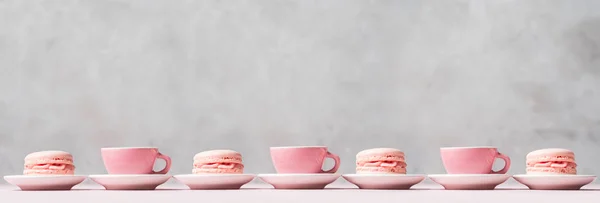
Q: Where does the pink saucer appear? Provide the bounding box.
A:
[428,174,510,190]
[173,174,255,190]
[3,175,86,191]
[257,174,340,189]
[342,174,425,189]
[89,174,171,190]
[513,174,596,190]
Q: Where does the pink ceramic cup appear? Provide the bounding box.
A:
[101,147,172,174]
[440,146,511,174]
[270,146,341,173]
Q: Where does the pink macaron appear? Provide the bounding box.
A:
[193,149,244,174]
[23,151,75,175]
[356,148,407,174]
[526,148,577,175]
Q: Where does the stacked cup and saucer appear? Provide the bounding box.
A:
[428,146,512,190]
[89,147,172,190]
[258,146,341,189]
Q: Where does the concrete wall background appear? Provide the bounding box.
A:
[0,0,599,176]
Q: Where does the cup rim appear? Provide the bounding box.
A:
[101,147,158,150]
[270,146,327,149]
[440,146,497,149]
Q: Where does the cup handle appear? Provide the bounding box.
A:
[153,153,172,174]
[491,152,511,174]
[321,151,341,173]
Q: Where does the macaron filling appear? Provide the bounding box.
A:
[528,161,575,168]
[356,160,407,173]
[192,160,244,174]
[526,161,577,174]
[194,162,242,170]
[26,163,74,170]
[361,160,405,167]
[23,164,75,175]
[527,155,574,162]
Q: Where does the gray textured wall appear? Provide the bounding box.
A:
[0,0,599,176]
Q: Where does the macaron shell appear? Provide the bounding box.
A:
[193,150,243,164]
[24,150,73,159]
[193,165,244,174]
[526,167,577,175]
[193,150,242,159]
[356,166,407,174]
[356,148,405,158]
[24,168,75,175]
[526,148,574,159]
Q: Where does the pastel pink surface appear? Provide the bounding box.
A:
[192,150,244,174]
[3,175,86,191]
[440,147,511,174]
[23,151,75,175]
[525,148,577,175]
[174,174,255,190]
[101,147,171,174]
[258,174,340,189]
[342,174,425,189]
[512,175,595,190]
[355,148,407,174]
[428,174,511,190]
[89,175,171,190]
[270,146,340,174]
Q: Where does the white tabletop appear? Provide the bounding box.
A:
[1,179,599,203]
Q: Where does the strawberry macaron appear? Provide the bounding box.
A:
[526,148,577,175]
[356,148,407,174]
[193,149,244,174]
[23,151,75,175]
